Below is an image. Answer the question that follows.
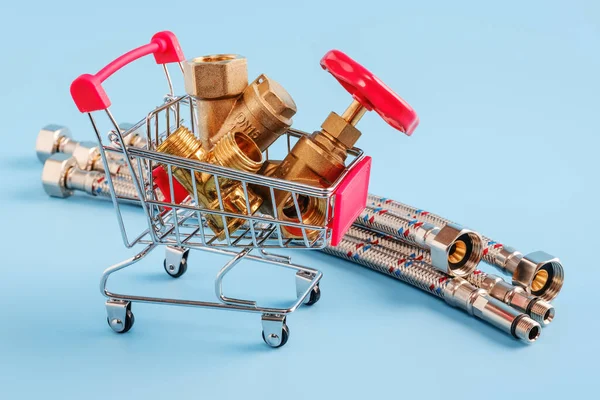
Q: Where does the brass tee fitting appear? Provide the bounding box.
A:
[184,56,296,152]
[156,126,263,240]
[264,100,367,239]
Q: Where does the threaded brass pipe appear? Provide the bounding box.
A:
[156,126,264,240]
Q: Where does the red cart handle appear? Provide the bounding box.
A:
[320,50,419,136]
[70,31,185,113]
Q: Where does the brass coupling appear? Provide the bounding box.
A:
[183,56,296,151]
[156,126,263,239]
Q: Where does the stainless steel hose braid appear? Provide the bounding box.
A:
[356,206,483,277]
[367,194,564,301]
[323,234,541,342]
[346,226,554,326]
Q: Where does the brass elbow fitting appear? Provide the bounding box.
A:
[156,127,263,240]
[183,55,248,150]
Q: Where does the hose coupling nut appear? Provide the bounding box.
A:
[511,251,564,301]
[423,223,483,277]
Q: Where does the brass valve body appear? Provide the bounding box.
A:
[214,74,297,151]
[258,106,363,239]
[183,55,248,150]
[156,127,263,240]
[184,55,296,152]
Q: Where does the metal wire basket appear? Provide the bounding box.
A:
[70,31,371,347]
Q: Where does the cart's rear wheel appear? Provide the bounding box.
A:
[305,285,321,306]
[262,323,289,348]
[107,309,135,334]
[164,257,188,278]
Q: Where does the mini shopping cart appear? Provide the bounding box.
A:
[69,31,374,348]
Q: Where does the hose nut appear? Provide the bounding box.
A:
[421,223,483,277]
[36,125,73,162]
[41,153,76,198]
[509,250,564,301]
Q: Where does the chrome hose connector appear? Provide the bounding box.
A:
[367,195,564,301]
[324,234,541,343]
[444,278,540,342]
[347,226,555,326]
[42,154,138,200]
[357,207,483,277]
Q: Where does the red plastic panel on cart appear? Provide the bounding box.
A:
[152,166,189,206]
[329,156,372,246]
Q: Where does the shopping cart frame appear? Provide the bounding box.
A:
[71,31,371,347]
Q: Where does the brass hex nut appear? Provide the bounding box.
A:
[321,112,361,149]
[256,75,297,120]
[183,54,248,99]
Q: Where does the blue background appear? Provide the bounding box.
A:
[1,0,597,398]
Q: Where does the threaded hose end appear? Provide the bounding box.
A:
[529,299,555,326]
[513,316,541,343]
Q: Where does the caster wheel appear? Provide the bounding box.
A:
[262,324,290,348]
[164,257,188,278]
[107,309,135,334]
[305,285,321,306]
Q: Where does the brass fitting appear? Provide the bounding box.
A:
[183,55,248,150]
[214,74,297,151]
[266,100,367,239]
[156,127,263,240]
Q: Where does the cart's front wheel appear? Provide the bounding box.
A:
[163,258,188,278]
[262,323,290,348]
[107,309,135,334]
[306,285,321,306]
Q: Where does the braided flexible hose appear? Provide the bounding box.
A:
[366,194,565,302]
[323,229,542,342]
[92,175,140,199]
[346,226,554,325]
[366,194,504,268]
[324,235,449,297]
[356,206,430,247]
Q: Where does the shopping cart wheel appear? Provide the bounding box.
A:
[262,324,290,348]
[261,314,289,348]
[106,300,135,334]
[163,246,189,278]
[306,285,321,306]
[295,271,321,306]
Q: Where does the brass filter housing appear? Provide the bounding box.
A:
[156,126,263,240]
[213,74,297,151]
[183,54,248,150]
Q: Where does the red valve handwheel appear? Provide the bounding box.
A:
[320,50,419,136]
